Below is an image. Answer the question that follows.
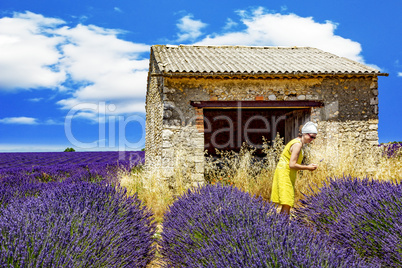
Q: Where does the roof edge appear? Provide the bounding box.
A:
[151,71,388,77]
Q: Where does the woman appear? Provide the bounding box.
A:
[270,121,318,216]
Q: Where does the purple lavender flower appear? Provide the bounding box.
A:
[0,181,156,267]
[294,176,402,267]
[379,142,402,158]
[160,184,369,267]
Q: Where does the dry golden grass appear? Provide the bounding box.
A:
[204,134,285,201]
[120,136,401,217]
[374,151,402,183]
[297,138,402,203]
[119,166,173,223]
[119,147,196,223]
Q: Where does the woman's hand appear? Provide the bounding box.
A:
[307,164,318,171]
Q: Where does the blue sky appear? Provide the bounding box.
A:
[0,0,401,152]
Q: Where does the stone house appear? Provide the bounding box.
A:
[145,45,387,183]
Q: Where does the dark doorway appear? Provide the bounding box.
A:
[203,108,310,157]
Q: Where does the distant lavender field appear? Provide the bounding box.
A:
[0,151,144,183]
[0,151,144,170]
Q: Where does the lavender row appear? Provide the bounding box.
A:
[0,163,135,222]
[294,176,402,267]
[0,162,132,184]
[0,180,156,267]
[0,151,144,170]
[0,165,120,210]
[160,184,369,268]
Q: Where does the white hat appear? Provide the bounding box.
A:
[301,121,318,134]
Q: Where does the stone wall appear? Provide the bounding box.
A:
[163,75,378,122]
[160,124,205,185]
[145,73,380,183]
[145,58,163,170]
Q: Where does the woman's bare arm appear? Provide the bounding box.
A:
[289,142,317,171]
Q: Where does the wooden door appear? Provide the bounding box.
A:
[284,109,311,143]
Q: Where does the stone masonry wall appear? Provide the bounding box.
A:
[145,60,164,170]
[148,74,379,183]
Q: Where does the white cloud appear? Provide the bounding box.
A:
[176,14,207,42]
[0,116,64,125]
[0,143,142,152]
[0,117,38,124]
[54,24,149,113]
[44,119,64,125]
[196,8,364,63]
[0,143,67,152]
[27,97,44,102]
[398,72,402,77]
[0,11,150,117]
[0,12,66,90]
[223,18,238,31]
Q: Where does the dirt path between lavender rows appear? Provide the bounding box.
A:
[147,224,163,268]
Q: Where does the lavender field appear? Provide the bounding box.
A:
[1,146,401,267]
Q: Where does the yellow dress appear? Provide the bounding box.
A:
[270,138,303,207]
